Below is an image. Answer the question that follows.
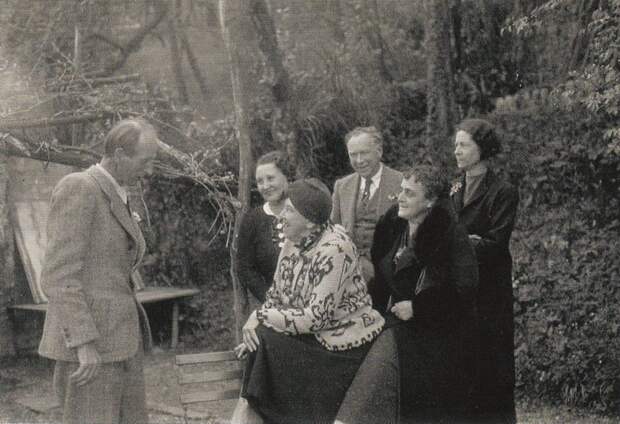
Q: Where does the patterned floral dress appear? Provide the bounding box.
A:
[242,223,384,424]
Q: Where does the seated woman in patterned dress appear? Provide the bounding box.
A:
[236,178,385,424]
[335,165,479,424]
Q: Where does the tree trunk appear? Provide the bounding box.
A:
[179,29,210,100]
[219,0,254,344]
[424,0,457,167]
[0,153,15,357]
[362,0,394,83]
[452,0,463,73]
[168,0,189,104]
[568,0,600,70]
[327,0,346,44]
[86,0,168,78]
[249,0,300,174]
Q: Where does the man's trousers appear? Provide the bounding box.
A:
[52,348,147,424]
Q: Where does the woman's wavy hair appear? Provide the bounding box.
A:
[402,164,450,200]
[456,118,501,160]
[256,150,295,180]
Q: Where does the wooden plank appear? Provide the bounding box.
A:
[8,304,47,312]
[10,287,201,311]
[180,386,241,404]
[176,350,237,365]
[137,287,200,304]
[179,368,243,384]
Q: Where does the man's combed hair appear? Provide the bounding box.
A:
[103,118,156,157]
[402,164,450,200]
[344,126,383,147]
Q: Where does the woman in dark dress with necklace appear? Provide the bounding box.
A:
[336,165,479,424]
[237,151,292,302]
[452,118,520,424]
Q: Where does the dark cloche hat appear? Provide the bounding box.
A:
[288,178,332,225]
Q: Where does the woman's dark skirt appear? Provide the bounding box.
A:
[336,317,468,424]
[336,328,399,424]
[242,325,372,424]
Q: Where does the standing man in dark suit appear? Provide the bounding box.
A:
[38,118,159,424]
[331,126,402,310]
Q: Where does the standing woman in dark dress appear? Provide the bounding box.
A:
[452,118,520,424]
[237,151,292,302]
[336,165,479,424]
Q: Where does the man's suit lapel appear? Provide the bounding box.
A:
[87,166,146,270]
[342,175,360,233]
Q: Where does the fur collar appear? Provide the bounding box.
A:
[412,197,453,267]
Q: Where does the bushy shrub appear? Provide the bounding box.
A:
[490,108,620,413]
[139,175,235,349]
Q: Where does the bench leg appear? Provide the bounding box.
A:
[171,301,179,350]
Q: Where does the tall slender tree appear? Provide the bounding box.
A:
[219,0,255,343]
[0,154,15,357]
[249,0,300,173]
[168,0,189,104]
[424,0,457,166]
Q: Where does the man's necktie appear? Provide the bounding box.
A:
[361,177,372,207]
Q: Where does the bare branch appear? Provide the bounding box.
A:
[179,29,210,100]
[0,113,114,130]
[87,32,127,52]
[49,74,142,90]
[84,0,168,78]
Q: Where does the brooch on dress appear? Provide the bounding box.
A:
[449,181,463,196]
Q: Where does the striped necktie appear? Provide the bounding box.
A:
[361,177,372,206]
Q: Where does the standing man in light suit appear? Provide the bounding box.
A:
[331,126,402,312]
[38,118,159,424]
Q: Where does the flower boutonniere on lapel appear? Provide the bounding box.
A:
[450,181,463,196]
[131,211,143,224]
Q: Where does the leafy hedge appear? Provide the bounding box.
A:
[139,176,235,350]
[490,108,620,413]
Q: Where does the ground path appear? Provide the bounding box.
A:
[0,349,616,424]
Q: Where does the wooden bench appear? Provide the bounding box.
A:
[9,286,200,349]
[175,350,244,417]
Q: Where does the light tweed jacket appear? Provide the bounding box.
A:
[330,164,402,235]
[38,165,151,363]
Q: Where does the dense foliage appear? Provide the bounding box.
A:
[138,175,235,350]
[490,107,620,413]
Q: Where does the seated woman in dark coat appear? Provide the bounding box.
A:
[237,178,385,424]
[237,151,293,302]
[335,165,479,424]
[452,118,520,423]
